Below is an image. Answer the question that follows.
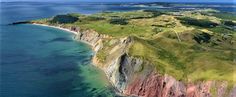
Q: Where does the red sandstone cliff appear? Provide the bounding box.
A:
[125,72,236,97]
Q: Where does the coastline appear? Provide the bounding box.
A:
[32,23,94,47]
[32,23,78,35]
[31,23,124,96]
[29,23,236,97]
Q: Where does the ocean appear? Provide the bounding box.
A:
[0,2,235,97]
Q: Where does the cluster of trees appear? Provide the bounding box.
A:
[177,17,218,28]
[109,18,128,25]
[222,20,236,27]
[51,15,79,24]
[193,32,212,44]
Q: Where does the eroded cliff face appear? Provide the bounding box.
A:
[49,25,236,97]
[126,75,236,97]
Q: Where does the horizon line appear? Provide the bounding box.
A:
[1,1,235,3]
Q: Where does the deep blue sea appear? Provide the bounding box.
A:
[0,2,235,97]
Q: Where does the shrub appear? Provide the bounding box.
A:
[51,15,79,24]
[109,18,128,25]
[222,20,236,27]
[193,32,212,44]
[177,17,218,28]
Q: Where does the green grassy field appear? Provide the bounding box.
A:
[32,9,236,85]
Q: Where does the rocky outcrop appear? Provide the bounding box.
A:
[126,75,236,97]
[125,73,186,97]
[34,24,236,97]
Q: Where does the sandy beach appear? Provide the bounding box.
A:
[32,23,78,35]
[32,23,96,47]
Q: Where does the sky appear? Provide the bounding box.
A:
[1,0,235,3]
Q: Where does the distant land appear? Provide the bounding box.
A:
[1,0,235,3]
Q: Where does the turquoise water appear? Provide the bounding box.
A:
[1,2,235,97]
[1,2,126,97]
[1,24,114,97]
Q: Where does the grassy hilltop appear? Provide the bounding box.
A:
[32,9,236,86]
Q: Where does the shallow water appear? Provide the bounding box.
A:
[1,2,235,97]
[1,24,115,97]
[0,2,126,97]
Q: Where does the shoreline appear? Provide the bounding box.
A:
[32,23,94,47]
[31,23,124,96]
[32,23,78,35]
[19,23,235,97]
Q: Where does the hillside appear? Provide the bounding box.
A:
[30,9,236,97]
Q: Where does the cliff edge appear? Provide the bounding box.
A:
[17,9,236,97]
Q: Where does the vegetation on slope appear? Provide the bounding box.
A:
[32,9,236,85]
